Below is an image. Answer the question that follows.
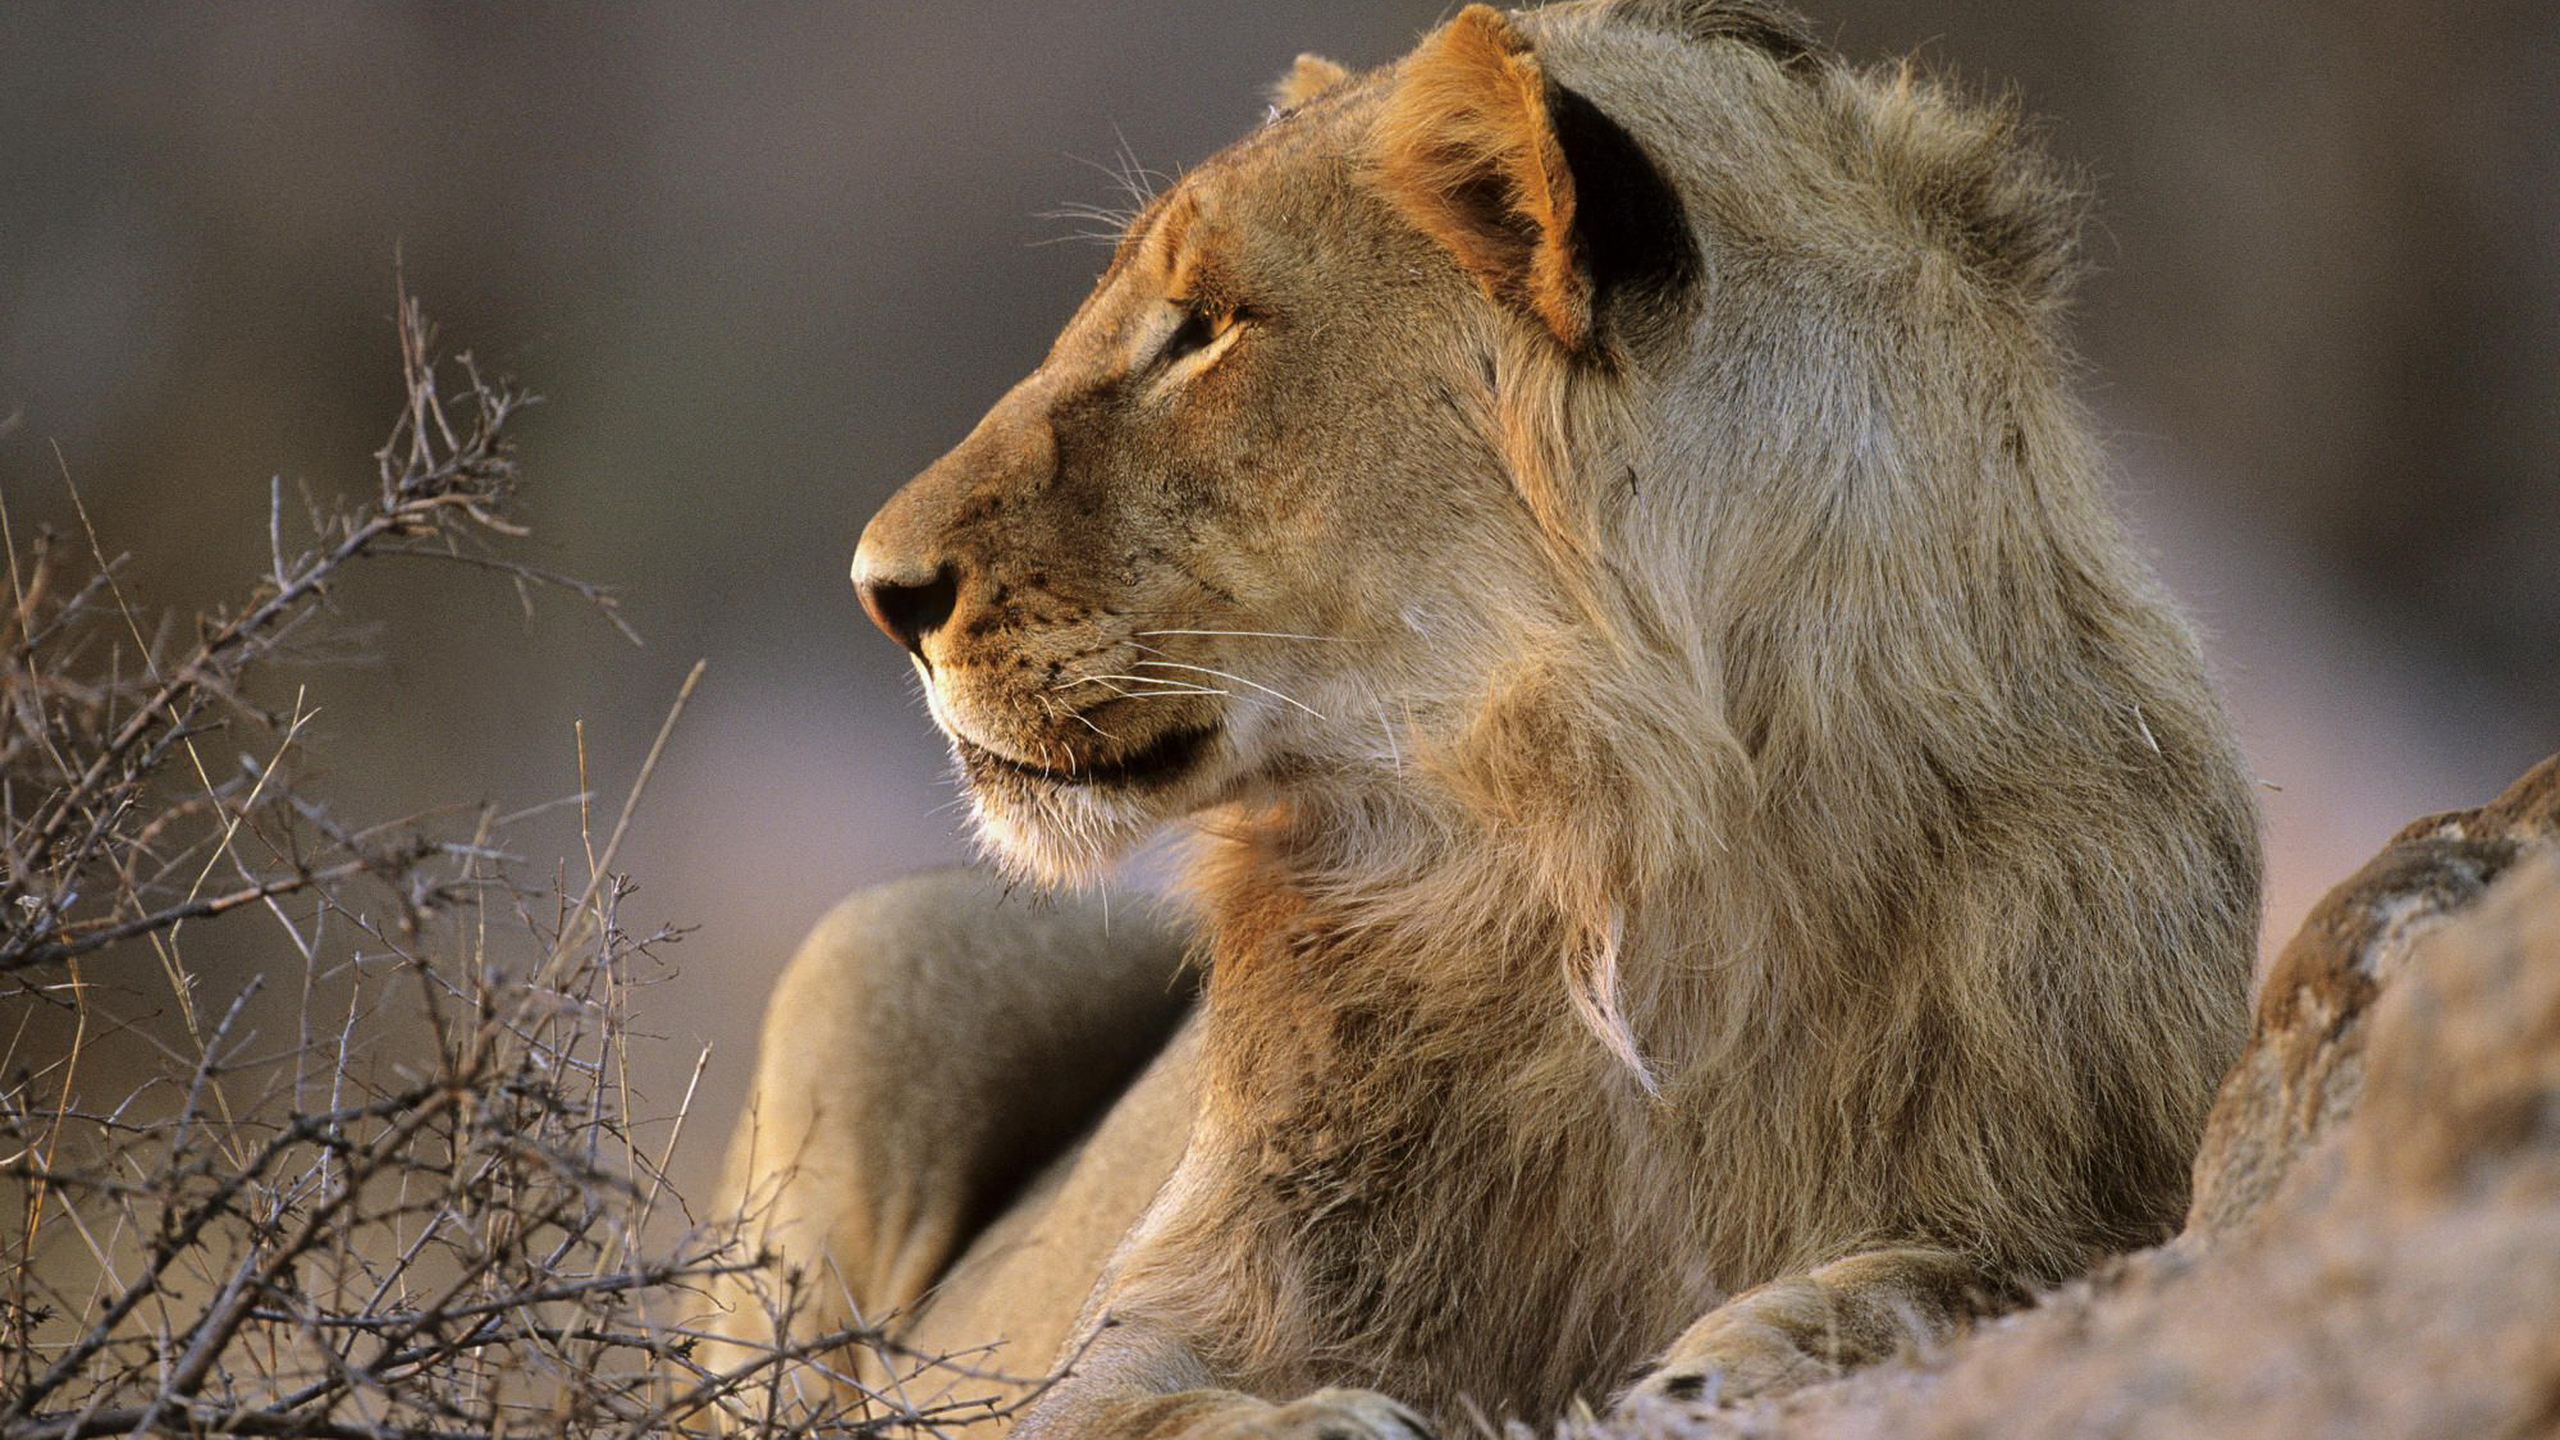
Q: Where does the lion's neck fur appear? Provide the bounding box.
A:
[1121,334,2255,1419]
[1142,796,1707,1416]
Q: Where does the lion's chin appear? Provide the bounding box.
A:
[967,794,1158,889]
[948,724,1228,888]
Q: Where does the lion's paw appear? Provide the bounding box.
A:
[1617,1328,1840,1413]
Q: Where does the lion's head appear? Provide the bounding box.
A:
[853,0,2249,1086]
[853,8,1629,884]
[857,5,1759,859]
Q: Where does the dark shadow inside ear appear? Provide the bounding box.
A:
[1549,85,1702,346]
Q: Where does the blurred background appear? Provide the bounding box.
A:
[2,1,2552,1207]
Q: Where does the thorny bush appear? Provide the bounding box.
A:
[0,299,1045,1439]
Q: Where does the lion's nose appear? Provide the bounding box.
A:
[854,560,960,660]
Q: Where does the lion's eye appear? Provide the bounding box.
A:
[1160,304,1227,368]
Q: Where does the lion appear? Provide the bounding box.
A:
[708,3,2262,1435]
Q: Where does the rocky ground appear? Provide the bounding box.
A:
[1612,755,2560,1440]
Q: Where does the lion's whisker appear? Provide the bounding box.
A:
[1058,672,1226,693]
[1133,629,1360,643]
[1056,674,1229,701]
[1039,202,1141,227]
[1133,660,1326,719]
[1029,230,1133,249]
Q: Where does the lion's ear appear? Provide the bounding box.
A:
[1271,53,1352,110]
[1378,5,1588,349]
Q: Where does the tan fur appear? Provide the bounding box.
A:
[1272,54,1352,112]
[718,2,2260,1434]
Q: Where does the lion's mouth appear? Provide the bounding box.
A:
[956,723,1220,790]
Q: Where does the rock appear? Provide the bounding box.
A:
[2189,752,2560,1239]
[1612,753,2560,1440]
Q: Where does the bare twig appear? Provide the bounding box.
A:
[0,292,1014,1440]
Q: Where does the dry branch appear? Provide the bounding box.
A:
[0,295,1013,1440]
